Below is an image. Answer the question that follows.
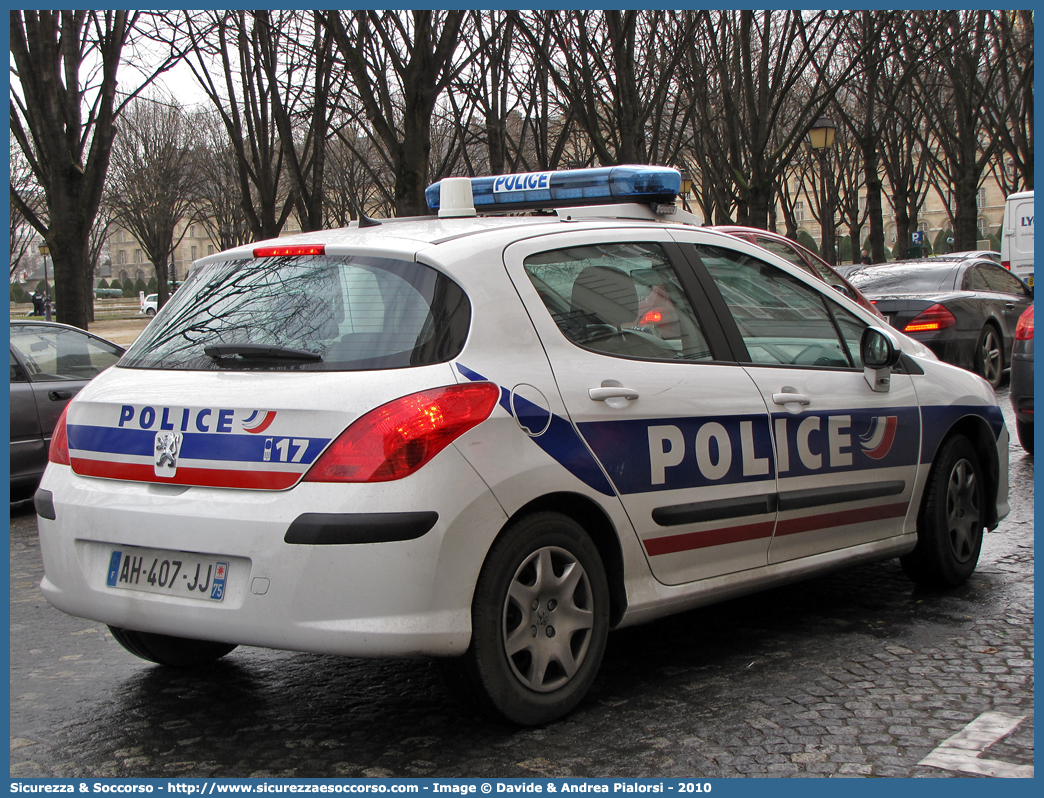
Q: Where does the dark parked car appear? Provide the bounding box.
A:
[1010,304,1033,453]
[846,257,1033,388]
[711,225,885,320]
[9,321,124,502]
[945,250,1002,265]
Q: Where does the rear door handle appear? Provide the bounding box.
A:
[48,390,73,401]
[589,386,639,402]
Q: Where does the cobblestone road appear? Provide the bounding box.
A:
[9,390,1033,779]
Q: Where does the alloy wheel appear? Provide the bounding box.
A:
[945,457,981,563]
[502,545,594,692]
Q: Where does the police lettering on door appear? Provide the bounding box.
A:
[578,408,919,495]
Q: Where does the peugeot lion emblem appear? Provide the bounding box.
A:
[154,431,183,477]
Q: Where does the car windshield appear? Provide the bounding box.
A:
[847,264,959,293]
[119,254,470,371]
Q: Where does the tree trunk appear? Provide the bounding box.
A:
[862,140,887,263]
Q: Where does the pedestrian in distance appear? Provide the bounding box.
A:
[861,248,872,265]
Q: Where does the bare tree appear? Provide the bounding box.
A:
[913,11,1003,251]
[179,10,293,241]
[505,11,580,172]
[328,124,397,218]
[829,12,928,263]
[880,82,933,259]
[831,124,869,264]
[798,121,863,266]
[9,141,42,280]
[324,10,469,216]
[193,109,252,251]
[685,11,861,228]
[447,11,520,176]
[254,11,338,231]
[983,11,1033,193]
[514,11,697,167]
[679,19,738,226]
[106,96,202,309]
[10,10,180,328]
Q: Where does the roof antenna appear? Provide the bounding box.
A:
[352,201,382,228]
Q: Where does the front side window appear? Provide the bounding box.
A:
[10,326,123,381]
[120,255,471,372]
[523,242,712,361]
[694,245,865,369]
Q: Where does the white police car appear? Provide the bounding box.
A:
[36,166,1009,725]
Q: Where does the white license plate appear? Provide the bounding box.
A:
[106,546,228,601]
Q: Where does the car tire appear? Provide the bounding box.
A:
[145,308,156,316]
[973,324,1003,388]
[1016,418,1033,455]
[108,626,237,666]
[900,435,985,588]
[442,512,610,725]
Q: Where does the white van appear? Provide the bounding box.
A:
[1001,189,1033,287]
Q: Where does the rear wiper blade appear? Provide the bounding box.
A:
[204,343,323,362]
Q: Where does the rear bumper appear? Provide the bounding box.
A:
[36,449,508,658]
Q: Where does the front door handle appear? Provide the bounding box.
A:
[48,390,73,401]
[772,388,810,406]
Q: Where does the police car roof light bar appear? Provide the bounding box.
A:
[427,165,681,217]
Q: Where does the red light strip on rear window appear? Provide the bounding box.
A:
[253,245,325,258]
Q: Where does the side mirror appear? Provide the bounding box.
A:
[831,283,855,300]
[861,326,902,392]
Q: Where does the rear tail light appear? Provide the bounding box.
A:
[1002,260,1011,270]
[253,245,325,258]
[303,383,500,483]
[49,406,71,466]
[903,304,957,333]
[1015,304,1034,340]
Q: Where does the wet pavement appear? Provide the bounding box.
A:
[9,388,1033,779]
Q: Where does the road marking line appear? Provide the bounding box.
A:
[919,711,1033,778]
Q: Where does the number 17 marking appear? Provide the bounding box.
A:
[274,438,309,462]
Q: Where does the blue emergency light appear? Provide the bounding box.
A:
[425,165,681,214]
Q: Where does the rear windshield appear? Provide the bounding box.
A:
[847,265,958,293]
[120,255,471,371]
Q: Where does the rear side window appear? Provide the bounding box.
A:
[121,255,471,371]
[523,242,713,361]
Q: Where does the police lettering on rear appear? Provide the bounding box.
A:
[64,404,332,490]
[579,407,919,495]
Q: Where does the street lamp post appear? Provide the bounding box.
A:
[677,168,693,213]
[807,116,837,266]
[37,243,52,321]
